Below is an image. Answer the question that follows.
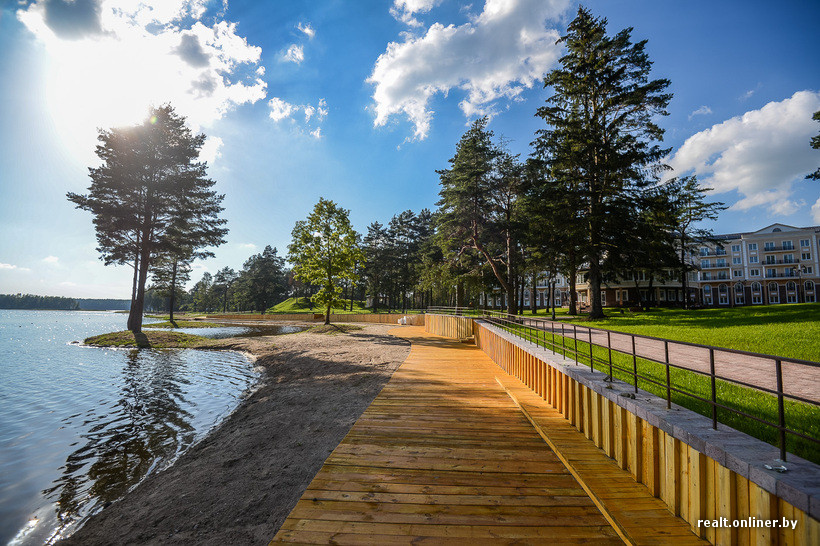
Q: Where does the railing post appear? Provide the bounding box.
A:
[665,340,671,410]
[561,323,566,358]
[607,331,613,380]
[775,359,787,461]
[573,324,578,364]
[631,335,638,393]
[588,327,594,372]
[709,348,717,430]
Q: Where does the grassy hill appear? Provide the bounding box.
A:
[267,297,371,315]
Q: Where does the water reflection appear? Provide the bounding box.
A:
[43,349,201,534]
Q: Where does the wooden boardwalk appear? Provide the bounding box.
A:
[271,327,704,545]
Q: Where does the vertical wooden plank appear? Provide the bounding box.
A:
[687,446,706,537]
[679,439,690,523]
[641,421,660,496]
[749,482,777,545]
[613,405,625,469]
[626,412,642,481]
[583,385,592,440]
[804,510,819,546]
[777,499,793,546]
[663,433,680,515]
[575,380,583,433]
[716,464,737,546]
[703,458,716,544]
[658,430,666,502]
[591,391,601,447]
[736,474,751,546]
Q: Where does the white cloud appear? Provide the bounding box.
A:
[283,43,304,64]
[17,0,267,160]
[43,256,59,264]
[268,97,328,136]
[812,198,820,223]
[369,0,570,140]
[0,263,31,272]
[200,136,224,164]
[390,0,442,27]
[268,97,296,121]
[668,91,820,217]
[297,22,315,39]
[237,243,257,250]
[688,105,712,120]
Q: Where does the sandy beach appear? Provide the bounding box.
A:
[60,323,410,545]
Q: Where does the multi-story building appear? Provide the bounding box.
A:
[480,223,820,309]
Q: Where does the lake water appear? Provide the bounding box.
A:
[0,310,264,545]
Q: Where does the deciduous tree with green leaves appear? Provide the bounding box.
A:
[288,198,364,325]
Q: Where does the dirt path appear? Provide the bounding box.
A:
[60,323,410,546]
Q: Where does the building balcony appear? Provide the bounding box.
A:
[700,263,731,269]
[764,271,800,279]
[700,275,730,281]
[762,259,800,265]
[761,245,796,253]
[698,250,727,257]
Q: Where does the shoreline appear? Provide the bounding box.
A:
[59,322,410,545]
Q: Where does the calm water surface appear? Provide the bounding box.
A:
[0,310,264,545]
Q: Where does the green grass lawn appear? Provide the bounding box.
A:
[511,304,820,362]
[266,297,424,315]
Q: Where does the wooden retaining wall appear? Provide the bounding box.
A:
[469,319,818,545]
[424,313,475,340]
[206,313,425,325]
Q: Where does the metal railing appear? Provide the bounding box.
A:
[426,306,820,461]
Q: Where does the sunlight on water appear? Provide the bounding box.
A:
[0,311,260,545]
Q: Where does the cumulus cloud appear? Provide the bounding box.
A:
[390,0,442,27]
[667,91,820,217]
[369,0,569,140]
[0,263,31,271]
[688,105,712,120]
[268,97,327,136]
[16,0,267,158]
[283,43,304,64]
[237,242,257,250]
[812,198,820,223]
[297,22,315,39]
[200,136,224,164]
[43,256,59,264]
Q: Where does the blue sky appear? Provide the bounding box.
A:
[0,0,818,298]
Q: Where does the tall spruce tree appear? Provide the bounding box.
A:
[68,105,227,332]
[535,7,672,319]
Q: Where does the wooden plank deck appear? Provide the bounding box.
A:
[270,327,703,545]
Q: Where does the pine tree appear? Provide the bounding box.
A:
[535,7,672,319]
[67,105,227,332]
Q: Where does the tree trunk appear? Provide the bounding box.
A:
[550,281,556,320]
[127,251,140,331]
[169,259,177,322]
[588,260,604,319]
[325,304,331,325]
[530,274,537,314]
[130,243,151,334]
[568,268,577,316]
[456,279,464,310]
[680,234,690,309]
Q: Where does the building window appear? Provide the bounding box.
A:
[806,280,815,292]
[766,268,777,278]
[748,243,758,251]
[786,281,797,291]
[716,259,726,267]
[700,260,709,268]
[734,283,744,305]
[749,256,759,263]
[784,254,795,264]
[802,252,811,260]
[803,266,814,274]
[716,246,726,255]
[750,269,760,276]
[731,244,741,252]
[806,281,816,303]
[600,290,606,305]
[703,285,712,304]
[700,247,709,256]
[702,272,712,281]
[787,293,797,303]
[764,242,775,251]
[732,257,742,264]
[751,282,762,305]
[783,241,794,250]
[718,284,728,305]
[733,270,743,278]
[768,283,780,304]
[800,239,810,247]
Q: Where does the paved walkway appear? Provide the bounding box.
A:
[270,327,703,545]
[518,319,820,404]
